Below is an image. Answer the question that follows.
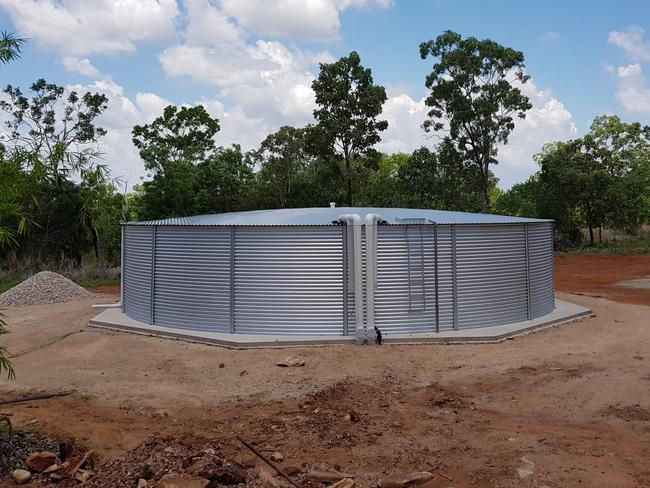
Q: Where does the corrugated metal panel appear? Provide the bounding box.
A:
[125,207,552,227]
[345,226,367,335]
[123,226,154,324]
[153,227,232,332]
[233,226,345,335]
[528,222,555,318]
[455,224,528,329]
[372,225,454,334]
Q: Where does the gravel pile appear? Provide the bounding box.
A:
[0,431,61,475]
[0,271,95,307]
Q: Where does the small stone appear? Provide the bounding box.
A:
[507,437,516,442]
[270,452,283,462]
[516,467,533,478]
[379,472,434,488]
[12,469,31,485]
[330,478,355,488]
[137,479,148,488]
[219,363,225,368]
[159,473,210,488]
[26,451,57,472]
[75,469,92,482]
[283,464,301,476]
[276,356,305,367]
[240,370,248,376]
[43,463,61,474]
[306,470,354,482]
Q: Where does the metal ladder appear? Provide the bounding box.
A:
[406,225,426,312]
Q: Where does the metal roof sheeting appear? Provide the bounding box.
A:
[125,207,552,227]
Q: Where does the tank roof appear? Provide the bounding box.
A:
[125,207,552,226]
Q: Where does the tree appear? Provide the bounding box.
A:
[1,79,109,186]
[132,105,221,218]
[493,173,543,218]
[419,31,532,211]
[311,51,388,206]
[258,126,312,208]
[0,31,25,65]
[0,79,111,262]
[132,105,220,172]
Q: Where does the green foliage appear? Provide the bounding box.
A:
[493,174,543,218]
[132,105,220,172]
[311,51,388,205]
[561,237,650,255]
[258,126,313,208]
[0,312,14,380]
[0,31,25,65]
[420,30,532,211]
[536,115,650,245]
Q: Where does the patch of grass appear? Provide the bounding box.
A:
[561,237,650,255]
[0,276,25,294]
[75,276,121,288]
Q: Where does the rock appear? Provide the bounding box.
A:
[240,370,248,376]
[219,363,225,368]
[12,469,31,484]
[378,472,434,488]
[283,464,301,476]
[158,473,210,488]
[516,467,533,478]
[306,470,354,482]
[344,411,360,422]
[43,463,61,474]
[75,468,92,482]
[276,356,305,367]
[330,478,355,488]
[258,468,282,488]
[137,479,149,488]
[270,452,283,462]
[26,451,58,472]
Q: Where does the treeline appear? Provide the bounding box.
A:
[1,31,650,272]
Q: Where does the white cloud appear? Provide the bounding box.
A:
[377,76,576,189]
[219,0,391,41]
[159,40,323,124]
[0,0,179,56]
[62,56,100,77]
[183,0,242,45]
[608,27,650,63]
[612,63,650,113]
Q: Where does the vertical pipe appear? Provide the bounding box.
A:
[451,224,458,330]
[150,226,157,325]
[524,223,531,320]
[230,226,236,333]
[342,225,348,336]
[339,214,363,343]
[433,222,439,333]
[365,213,380,344]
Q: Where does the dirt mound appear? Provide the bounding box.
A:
[66,436,248,488]
[0,271,95,307]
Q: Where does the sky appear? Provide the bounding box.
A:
[1,0,649,190]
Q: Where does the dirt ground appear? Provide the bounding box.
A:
[1,254,649,487]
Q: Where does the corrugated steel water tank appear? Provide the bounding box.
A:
[121,207,555,336]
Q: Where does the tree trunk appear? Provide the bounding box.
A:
[345,154,353,206]
[481,163,489,213]
[588,225,594,246]
[598,226,602,244]
[91,224,101,261]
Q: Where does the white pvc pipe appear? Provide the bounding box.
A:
[339,214,363,340]
[365,213,380,343]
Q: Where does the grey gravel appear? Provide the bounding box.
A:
[0,271,95,307]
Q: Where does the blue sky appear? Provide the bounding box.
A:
[1,0,649,189]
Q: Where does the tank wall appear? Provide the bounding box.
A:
[233,226,345,335]
[123,226,154,324]
[374,225,455,333]
[455,224,529,329]
[528,222,555,318]
[153,227,231,332]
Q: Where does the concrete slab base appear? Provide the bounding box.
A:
[88,299,591,349]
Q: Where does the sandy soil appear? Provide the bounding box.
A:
[555,253,650,305]
[0,255,649,487]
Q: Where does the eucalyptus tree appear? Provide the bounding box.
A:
[311,51,388,206]
[419,31,532,211]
